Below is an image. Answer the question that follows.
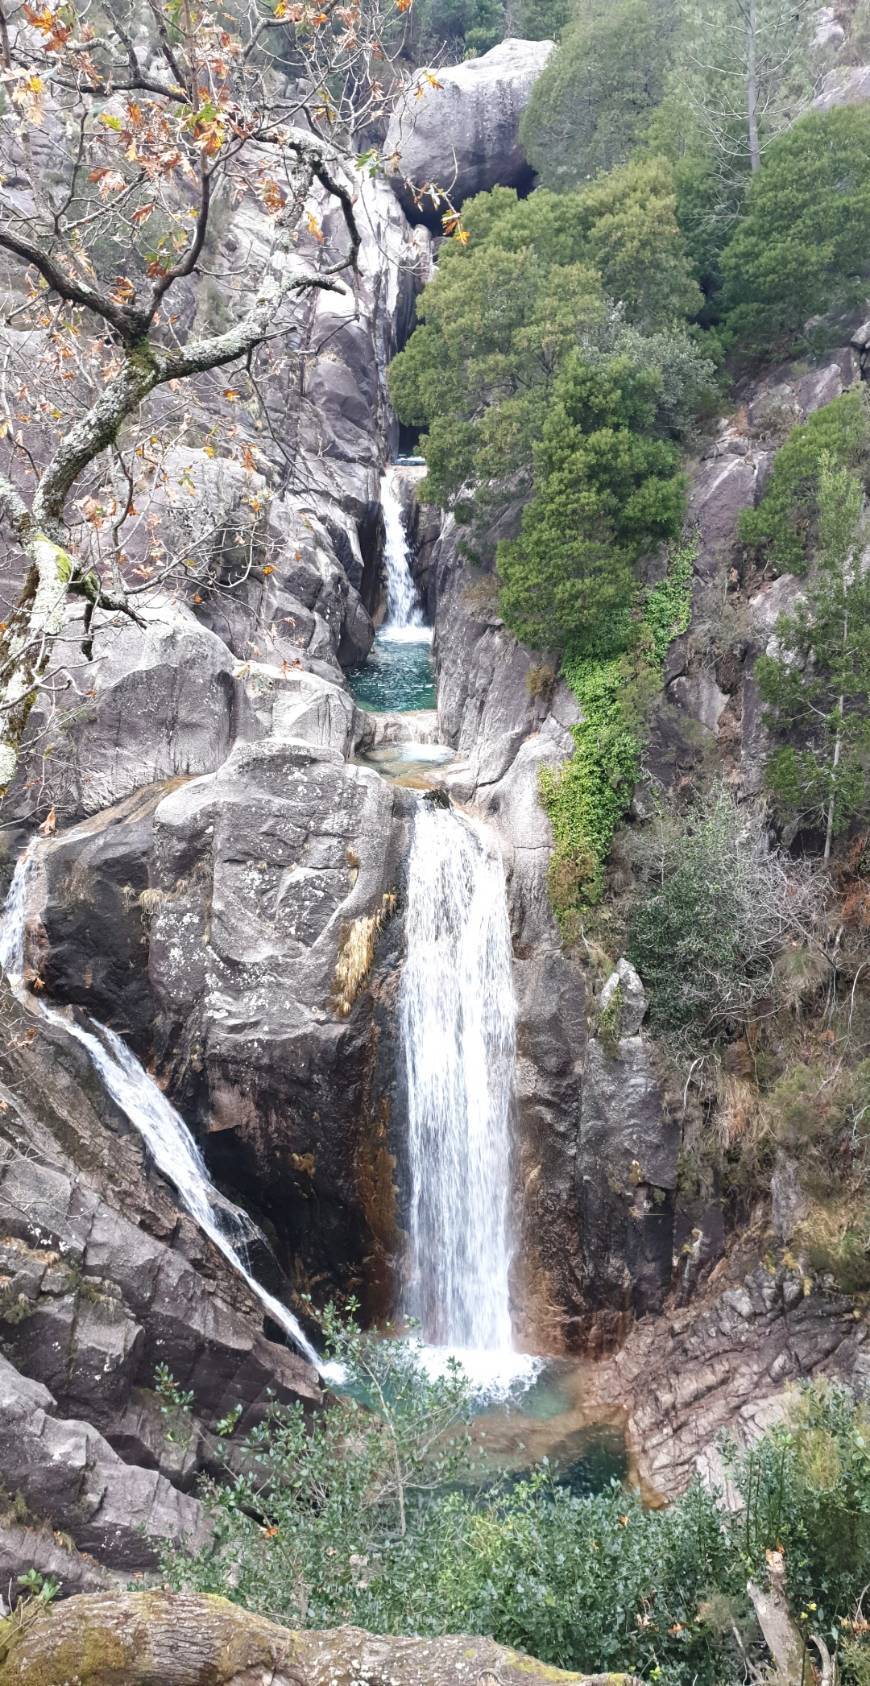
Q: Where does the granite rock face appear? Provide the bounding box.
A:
[0,986,318,1575]
[384,38,554,219]
[588,1264,869,1499]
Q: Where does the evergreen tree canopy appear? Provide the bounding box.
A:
[520,0,679,192]
[389,171,706,511]
[497,353,685,653]
[721,106,870,355]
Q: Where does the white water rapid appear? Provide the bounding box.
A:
[0,848,327,1375]
[401,802,529,1389]
[379,465,431,642]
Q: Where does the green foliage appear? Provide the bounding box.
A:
[568,158,704,330]
[539,542,694,927]
[403,0,505,60]
[388,175,710,522]
[756,455,870,844]
[520,0,680,192]
[541,653,641,918]
[739,389,870,575]
[721,106,870,356]
[727,1383,870,1640]
[160,1307,479,1629]
[511,0,571,40]
[154,1362,195,1448]
[388,187,606,510]
[164,1323,870,1686]
[627,785,818,1052]
[498,353,686,656]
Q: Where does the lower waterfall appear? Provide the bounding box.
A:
[401,802,518,1368]
[0,849,325,1375]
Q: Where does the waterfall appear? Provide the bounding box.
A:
[379,466,430,640]
[401,803,517,1365]
[0,848,326,1375]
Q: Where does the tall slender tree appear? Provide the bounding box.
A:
[757,455,870,853]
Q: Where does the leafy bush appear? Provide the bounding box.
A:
[628,786,822,1052]
[739,389,870,575]
[389,174,709,521]
[728,1382,870,1640]
[721,106,870,356]
[162,1321,870,1686]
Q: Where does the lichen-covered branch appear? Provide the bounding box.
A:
[0,1589,641,1686]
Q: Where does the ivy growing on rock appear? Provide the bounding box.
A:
[540,540,695,930]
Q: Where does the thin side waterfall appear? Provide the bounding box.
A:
[0,848,325,1375]
[401,803,517,1361]
[379,466,429,640]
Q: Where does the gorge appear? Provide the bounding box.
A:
[0,3,869,1683]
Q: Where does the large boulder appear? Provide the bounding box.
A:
[384,38,554,219]
[0,1358,207,1571]
[0,1591,643,1684]
[143,737,407,1300]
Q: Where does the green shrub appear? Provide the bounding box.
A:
[728,1382,870,1635]
[721,106,870,357]
[497,352,687,657]
[162,1322,870,1686]
[739,389,870,575]
[388,173,711,535]
[627,786,821,1052]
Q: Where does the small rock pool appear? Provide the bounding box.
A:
[348,628,435,713]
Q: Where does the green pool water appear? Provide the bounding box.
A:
[349,631,435,713]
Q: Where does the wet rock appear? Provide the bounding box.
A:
[147,737,403,1294]
[0,984,319,1480]
[577,1037,678,1327]
[384,39,554,219]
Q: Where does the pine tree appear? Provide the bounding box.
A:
[757,456,870,853]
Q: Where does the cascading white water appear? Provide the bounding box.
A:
[401,803,517,1366]
[0,848,325,1374]
[379,466,430,642]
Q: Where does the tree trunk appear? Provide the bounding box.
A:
[746,0,761,172]
[0,533,76,799]
[0,1590,643,1686]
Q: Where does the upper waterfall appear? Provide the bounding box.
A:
[401,802,517,1362]
[379,466,430,641]
[0,849,325,1376]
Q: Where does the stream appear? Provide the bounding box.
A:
[0,464,627,1491]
